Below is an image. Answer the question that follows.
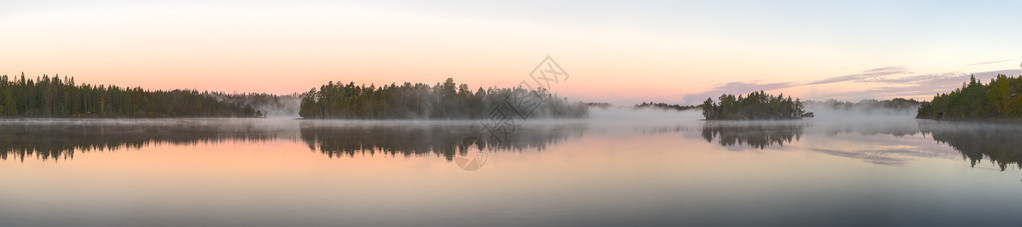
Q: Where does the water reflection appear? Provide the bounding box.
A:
[298,121,586,161]
[818,121,922,137]
[692,119,1022,170]
[3,118,1022,172]
[919,120,1022,171]
[0,119,294,161]
[700,121,806,149]
[0,119,586,165]
[5,117,1022,226]
[693,120,933,166]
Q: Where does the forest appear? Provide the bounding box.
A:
[298,78,588,119]
[917,74,1022,120]
[701,91,813,120]
[0,73,263,117]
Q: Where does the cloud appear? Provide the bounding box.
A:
[680,66,1020,105]
[807,66,909,85]
[682,66,909,104]
[965,59,1012,66]
[682,81,795,104]
[812,69,1020,101]
[870,72,960,84]
[684,67,1021,104]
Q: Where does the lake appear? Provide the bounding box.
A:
[2,109,1021,226]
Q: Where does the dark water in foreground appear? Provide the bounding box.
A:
[2,112,1021,226]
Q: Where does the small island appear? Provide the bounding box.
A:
[298,78,588,119]
[917,74,1022,120]
[701,91,813,120]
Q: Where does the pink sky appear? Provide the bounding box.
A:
[2,2,1020,104]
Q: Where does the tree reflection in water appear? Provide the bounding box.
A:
[3,119,1022,172]
[0,119,294,162]
[0,120,586,163]
[919,120,1022,171]
[695,119,1022,171]
[700,121,807,149]
[298,121,586,161]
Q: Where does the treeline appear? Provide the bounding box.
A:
[299,78,588,119]
[0,73,263,117]
[701,91,813,120]
[634,102,700,111]
[917,74,1022,120]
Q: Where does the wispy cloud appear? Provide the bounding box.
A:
[682,68,1021,104]
[807,66,909,85]
[965,59,1012,66]
[682,81,795,104]
[681,66,909,104]
[811,69,1020,101]
[870,72,960,84]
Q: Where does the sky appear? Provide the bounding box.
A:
[2,0,1021,104]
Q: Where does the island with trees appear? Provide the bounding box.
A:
[298,78,588,119]
[701,91,813,120]
[0,73,264,118]
[917,74,1022,120]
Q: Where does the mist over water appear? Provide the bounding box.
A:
[804,102,919,121]
[255,98,301,118]
[217,94,302,118]
[581,104,921,136]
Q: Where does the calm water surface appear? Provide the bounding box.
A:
[2,110,1021,226]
